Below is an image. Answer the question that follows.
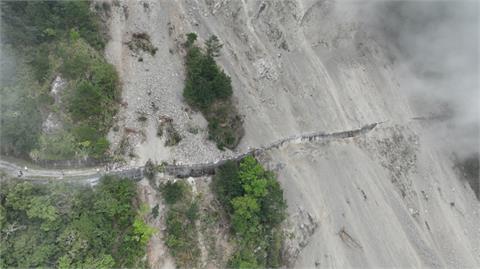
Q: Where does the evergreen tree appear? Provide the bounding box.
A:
[205,35,223,57]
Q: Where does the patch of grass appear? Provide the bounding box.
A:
[30,131,77,161]
[205,101,244,150]
[161,181,187,205]
[199,202,227,265]
[69,80,105,121]
[266,228,284,268]
[127,32,158,56]
[165,206,200,268]
[157,121,182,146]
[183,33,243,150]
[161,180,201,268]
[164,124,182,147]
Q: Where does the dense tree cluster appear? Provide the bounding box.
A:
[184,34,232,108]
[212,156,287,268]
[1,1,105,50]
[183,33,243,149]
[0,1,119,161]
[0,176,154,268]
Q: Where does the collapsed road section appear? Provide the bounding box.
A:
[0,122,380,182]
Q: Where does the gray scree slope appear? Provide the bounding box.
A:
[101,0,479,268]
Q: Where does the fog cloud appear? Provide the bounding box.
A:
[358,0,479,156]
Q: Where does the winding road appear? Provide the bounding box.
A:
[0,122,381,183]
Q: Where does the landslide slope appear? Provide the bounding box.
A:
[103,0,479,267]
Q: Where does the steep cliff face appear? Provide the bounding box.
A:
[103,0,479,267]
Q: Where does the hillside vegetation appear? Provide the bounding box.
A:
[212,156,287,268]
[183,33,244,150]
[161,180,201,268]
[156,157,287,268]
[0,176,154,268]
[0,1,119,161]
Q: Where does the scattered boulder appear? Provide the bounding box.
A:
[282,207,318,266]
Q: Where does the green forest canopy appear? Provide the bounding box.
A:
[213,156,287,268]
[0,1,119,161]
[0,176,154,268]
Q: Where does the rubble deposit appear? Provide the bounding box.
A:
[99,1,480,268]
